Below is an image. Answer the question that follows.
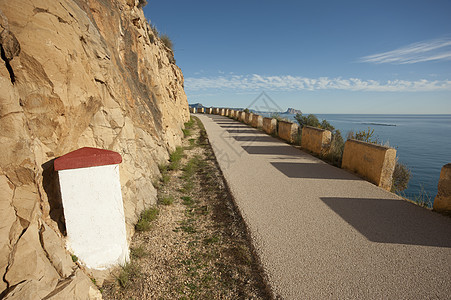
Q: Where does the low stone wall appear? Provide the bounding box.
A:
[342,139,396,190]
[433,164,451,212]
[245,113,253,124]
[251,115,263,128]
[278,121,298,143]
[263,118,277,135]
[301,126,331,155]
[240,112,247,122]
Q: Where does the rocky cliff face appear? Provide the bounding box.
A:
[0,0,189,298]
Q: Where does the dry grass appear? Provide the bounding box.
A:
[101,116,271,299]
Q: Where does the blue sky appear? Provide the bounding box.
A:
[143,0,451,114]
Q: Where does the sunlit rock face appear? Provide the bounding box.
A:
[0,0,189,298]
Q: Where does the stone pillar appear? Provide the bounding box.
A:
[205,108,213,114]
[433,164,451,212]
[212,108,219,115]
[240,112,247,123]
[54,147,129,269]
[263,118,277,135]
[189,107,196,113]
[278,121,298,143]
[301,126,332,155]
[251,115,263,128]
[245,113,253,124]
[198,107,205,113]
[342,140,396,191]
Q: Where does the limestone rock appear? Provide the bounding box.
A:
[0,0,188,296]
[4,222,60,299]
[40,223,75,278]
[42,269,102,300]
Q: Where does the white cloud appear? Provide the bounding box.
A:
[185,74,451,92]
[359,38,451,64]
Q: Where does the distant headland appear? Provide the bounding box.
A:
[189,103,302,115]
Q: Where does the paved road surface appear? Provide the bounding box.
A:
[196,114,451,299]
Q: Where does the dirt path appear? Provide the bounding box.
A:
[102,116,271,299]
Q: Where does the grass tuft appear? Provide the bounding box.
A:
[135,207,159,231]
[117,262,140,288]
[168,146,184,170]
[131,245,147,259]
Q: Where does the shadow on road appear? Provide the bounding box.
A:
[321,197,451,248]
[227,129,262,134]
[233,136,278,142]
[271,162,357,180]
[242,145,302,156]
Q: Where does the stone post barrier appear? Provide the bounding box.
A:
[198,107,205,113]
[301,126,332,155]
[219,108,225,116]
[263,118,277,135]
[205,108,213,114]
[245,113,253,124]
[54,147,129,269]
[342,139,396,191]
[213,108,219,115]
[278,121,299,143]
[433,164,451,212]
[251,114,263,128]
[224,109,230,116]
[189,107,196,113]
[240,112,247,123]
[229,109,235,118]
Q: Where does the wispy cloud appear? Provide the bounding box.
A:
[185,74,451,92]
[359,38,451,64]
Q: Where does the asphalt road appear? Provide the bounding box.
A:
[196,113,451,299]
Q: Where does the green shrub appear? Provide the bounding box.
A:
[137,0,147,8]
[160,34,173,50]
[391,161,411,193]
[348,127,380,144]
[323,130,345,167]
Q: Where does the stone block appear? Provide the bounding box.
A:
[301,126,332,155]
[342,139,396,190]
[263,118,277,135]
[239,112,247,122]
[433,164,451,212]
[245,113,253,124]
[251,114,263,128]
[205,108,213,114]
[278,121,298,143]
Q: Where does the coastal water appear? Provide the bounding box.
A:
[271,114,451,203]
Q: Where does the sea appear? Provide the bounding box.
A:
[264,113,451,204]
